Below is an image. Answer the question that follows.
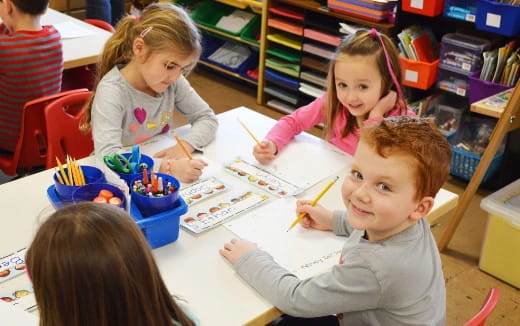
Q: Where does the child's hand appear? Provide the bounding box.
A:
[253,140,277,164]
[159,158,207,183]
[369,90,397,120]
[153,142,195,159]
[296,200,333,231]
[220,238,258,264]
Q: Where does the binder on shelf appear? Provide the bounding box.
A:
[269,6,305,21]
[302,43,336,60]
[267,33,302,50]
[268,18,304,36]
[265,69,300,91]
[303,28,342,47]
[266,47,301,63]
[301,55,329,74]
[265,57,300,77]
[264,86,299,105]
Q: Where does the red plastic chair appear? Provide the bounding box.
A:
[84,19,116,32]
[44,92,94,169]
[464,288,500,326]
[61,19,114,92]
[0,89,89,176]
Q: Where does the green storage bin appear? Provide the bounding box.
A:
[241,15,261,44]
[191,0,258,36]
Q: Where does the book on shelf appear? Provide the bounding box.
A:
[397,25,438,63]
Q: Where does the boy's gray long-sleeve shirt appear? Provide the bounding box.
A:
[234,214,446,326]
[91,66,218,158]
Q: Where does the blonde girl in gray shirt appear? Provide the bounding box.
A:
[84,3,218,183]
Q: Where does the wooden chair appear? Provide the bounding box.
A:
[0,89,89,176]
[44,91,94,169]
[464,288,500,326]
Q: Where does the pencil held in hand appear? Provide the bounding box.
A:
[174,135,193,160]
[238,118,261,146]
[286,176,340,232]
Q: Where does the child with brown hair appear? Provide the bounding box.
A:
[84,3,218,183]
[222,116,451,326]
[253,29,415,164]
[0,0,63,152]
[26,202,197,326]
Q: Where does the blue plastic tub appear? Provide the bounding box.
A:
[476,0,520,37]
[72,183,127,210]
[130,197,188,249]
[53,165,106,203]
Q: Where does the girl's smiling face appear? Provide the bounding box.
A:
[334,54,383,123]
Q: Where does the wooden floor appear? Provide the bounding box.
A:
[187,67,520,325]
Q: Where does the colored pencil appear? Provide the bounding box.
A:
[238,118,261,146]
[175,135,193,160]
[286,176,340,232]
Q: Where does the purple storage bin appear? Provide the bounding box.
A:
[468,71,511,104]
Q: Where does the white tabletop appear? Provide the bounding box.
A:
[0,107,458,326]
[41,8,112,69]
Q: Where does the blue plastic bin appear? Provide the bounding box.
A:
[476,0,520,37]
[130,173,180,217]
[130,197,188,249]
[72,183,127,210]
[53,166,106,203]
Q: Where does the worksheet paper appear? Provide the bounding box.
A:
[52,21,95,39]
[225,198,345,279]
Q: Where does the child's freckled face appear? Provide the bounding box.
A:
[334,54,383,119]
[141,50,195,94]
[341,141,421,241]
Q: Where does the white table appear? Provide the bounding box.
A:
[0,107,458,326]
[41,8,112,69]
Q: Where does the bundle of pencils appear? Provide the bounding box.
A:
[55,156,86,186]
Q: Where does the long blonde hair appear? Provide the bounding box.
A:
[81,2,201,131]
[325,29,406,140]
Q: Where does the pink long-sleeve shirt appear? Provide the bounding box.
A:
[266,93,416,156]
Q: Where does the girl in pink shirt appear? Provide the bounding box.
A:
[254,29,415,164]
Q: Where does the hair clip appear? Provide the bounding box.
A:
[370,28,378,37]
[140,26,153,38]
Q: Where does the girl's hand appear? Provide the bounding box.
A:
[159,158,207,183]
[220,238,258,264]
[369,90,397,120]
[296,200,333,231]
[153,141,195,160]
[253,140,277,165]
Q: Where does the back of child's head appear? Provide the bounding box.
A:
[9,0,48,15]
[26,202,194,326]
[360,116,452,200]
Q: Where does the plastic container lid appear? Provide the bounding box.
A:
[441,33,491,51]
[480,178,520,227]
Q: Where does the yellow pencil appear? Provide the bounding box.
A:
[56,157,70,186]
[66,156,74,186]
[77,160,86,185]
[174,135,193,160]
[286,176,340,232]
[69,156,81,186]
[238,118,261,146]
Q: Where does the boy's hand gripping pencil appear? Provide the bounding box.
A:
[174,135,193,160]
[286,176,340,232]
[238,118,261,146]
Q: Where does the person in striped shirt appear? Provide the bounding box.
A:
[0,0,63,152]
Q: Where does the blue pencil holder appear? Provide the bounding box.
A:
[72,183,127,210]
[108,153,154,186]
[130,173,180,217]
[54,166,106,203]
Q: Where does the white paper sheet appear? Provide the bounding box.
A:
[52,21,95,39]
[225,198,345,279]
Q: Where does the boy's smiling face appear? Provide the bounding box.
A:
[341,140,432,241]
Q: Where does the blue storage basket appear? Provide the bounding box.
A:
[476,0,520,37]
[130,197,188,249]
[450,146,503,184]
